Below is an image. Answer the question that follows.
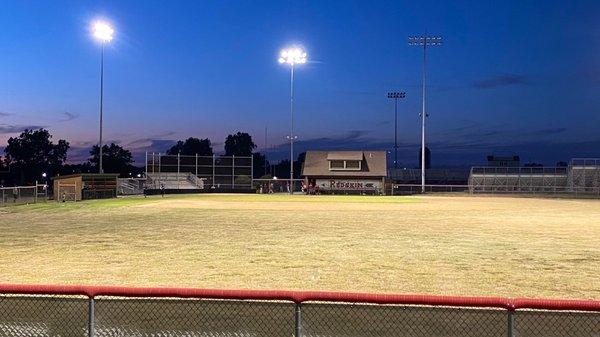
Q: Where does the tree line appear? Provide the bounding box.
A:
[0,129,294,186]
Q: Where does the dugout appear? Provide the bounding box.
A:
[302,151,387,195]
[52,173,119,201]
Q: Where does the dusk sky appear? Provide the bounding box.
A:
[1,0,599,167]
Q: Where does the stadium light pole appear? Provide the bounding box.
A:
[92,21,114,174]
[278,47,307,194]
[387,92,406,170]
[409,35,442,193]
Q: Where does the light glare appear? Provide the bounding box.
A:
[278,47,307,65]
[93,21,114,42]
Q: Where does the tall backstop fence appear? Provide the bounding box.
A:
[0,285,598,337]
[145,153,253,190]
[469,159,600,196]
[0,184,47,207]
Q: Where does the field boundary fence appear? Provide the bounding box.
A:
[391,184,469,195]
[0,184,47,207]
[0,284,598,337]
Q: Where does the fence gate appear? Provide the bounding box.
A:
[57,182,77,202]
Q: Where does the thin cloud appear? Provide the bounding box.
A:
[0,124,45,134]
[530,127,567,135]
[472,74,529,89]
[0,111,12,117]
[127,131,177,147]
[59,111,78,122]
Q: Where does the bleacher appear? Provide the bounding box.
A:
[146,172,205,190]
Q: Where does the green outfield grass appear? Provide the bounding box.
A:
[1,194,599,299]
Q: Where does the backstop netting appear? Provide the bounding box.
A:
[145,153,253,190]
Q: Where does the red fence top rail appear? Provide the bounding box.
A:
[0,284,598,312]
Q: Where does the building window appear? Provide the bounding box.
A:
[329,160,362,171]
[330,160,345,169]
[345,160,360,169]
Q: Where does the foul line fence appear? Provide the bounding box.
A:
[0,284,599,337]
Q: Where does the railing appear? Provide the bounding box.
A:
[571,158,600,166]
[0,284,598,337]
[186,172,206,189]
[391,184,470,195]
[117,178,145,195]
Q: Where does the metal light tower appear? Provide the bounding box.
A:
[409,35,442,193]
[92,21,114,174]
[278,47,307,194]
[387,92,406,169]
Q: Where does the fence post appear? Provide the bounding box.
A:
[507,310,515,337]
[212,155,216,188]
[177,152,181,189]
[88,297,95,337]
[250,154,254,188]
[232,155,235,189]
[195,153,198,177]
[294,303,302,337]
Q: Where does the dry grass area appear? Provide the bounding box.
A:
[1,194,599,299]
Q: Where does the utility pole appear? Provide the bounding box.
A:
[409,35,442,193]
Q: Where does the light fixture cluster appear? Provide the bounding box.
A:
[92,21,114,42]
[278,48,308,65]
[408,36,443,46]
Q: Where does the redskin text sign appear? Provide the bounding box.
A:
[316,179,382,191]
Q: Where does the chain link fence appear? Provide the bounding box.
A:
[0,185,47,207]
[1,286,598,337]
[145,153,253,190]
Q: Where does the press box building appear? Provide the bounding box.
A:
[301,151,387,194]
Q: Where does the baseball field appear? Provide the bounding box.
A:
[0,194,598,299]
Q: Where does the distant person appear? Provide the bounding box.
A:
[143,185,148,198]
[160,184,165,197]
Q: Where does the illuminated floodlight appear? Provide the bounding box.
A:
[278,47,307,65]
[92,21,114,42]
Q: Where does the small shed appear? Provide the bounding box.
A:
[52,173,119,201]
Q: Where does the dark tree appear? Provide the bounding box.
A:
[524,162,543,167]
[224,132,256,156]
[252,152,269,178]
[60,162,94,175]
[418,147,431,169]
[297,152,306,164]
[4,128,69,184]
[89,143,134,177]
[556,161,568,167]
[166,137,213,156]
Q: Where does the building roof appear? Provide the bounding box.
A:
[326,151,364,161]
[52,173,119,180]
[302,150,387,177]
